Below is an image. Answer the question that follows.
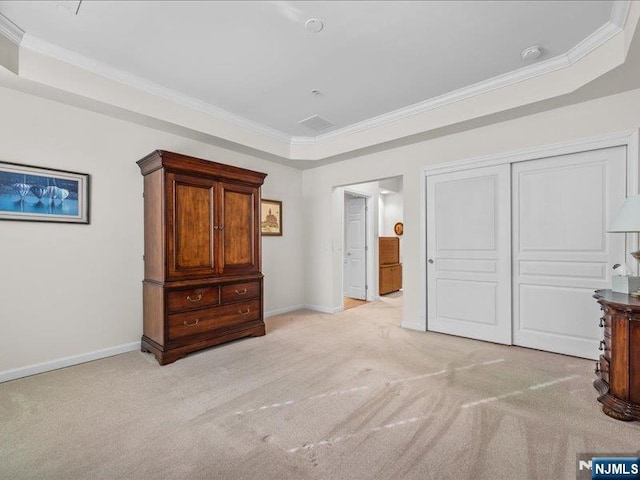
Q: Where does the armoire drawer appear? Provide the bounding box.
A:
[167,286,219,312]
[168,299,261,339]
[602,333,611,355]
[603,313,612,330]
[220,281,260,304]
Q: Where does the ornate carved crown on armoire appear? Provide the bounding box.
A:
[137,150,267,365]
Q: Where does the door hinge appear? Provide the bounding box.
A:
[365,245,369,251]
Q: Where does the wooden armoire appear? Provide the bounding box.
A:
[137,150,267,365]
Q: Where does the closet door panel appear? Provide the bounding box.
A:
[426,164,511,344]
[512,146,627,359]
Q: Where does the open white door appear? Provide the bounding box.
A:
[512,146,627,359]
[426,164,511,344]
[344,196,367,300]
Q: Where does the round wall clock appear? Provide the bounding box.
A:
[394,222,404,236]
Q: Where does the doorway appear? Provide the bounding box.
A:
[335,177,404,312]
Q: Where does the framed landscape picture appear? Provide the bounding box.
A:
[0,161,90,224]
[261,199,282,236]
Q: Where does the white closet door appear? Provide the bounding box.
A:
[427,164,511,344]
[512,146,627,360]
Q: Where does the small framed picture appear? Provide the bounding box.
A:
[261,199,282,236]
[0,161,90,224]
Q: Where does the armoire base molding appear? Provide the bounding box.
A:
[141,320,265,365]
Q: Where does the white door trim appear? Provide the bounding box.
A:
[422,130,639,176]
[417,129,640,332]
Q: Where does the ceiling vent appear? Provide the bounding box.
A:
[297,115,334,132]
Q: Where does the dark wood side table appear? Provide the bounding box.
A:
[593,289,640,421]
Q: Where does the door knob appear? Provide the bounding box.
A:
[428,259,434,264]
[347,252,352,256]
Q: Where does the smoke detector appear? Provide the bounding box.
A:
[305,18,324,33]
[521,45,542,62]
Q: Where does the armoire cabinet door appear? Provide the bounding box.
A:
[166,173,218,279]
[219,182,259,274]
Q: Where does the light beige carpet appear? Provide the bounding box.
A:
[1,293,639,480]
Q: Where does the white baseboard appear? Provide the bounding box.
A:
[304,304,344,314]
[0,341,140,383]
[264,304,304,318]
[401,320,426,331]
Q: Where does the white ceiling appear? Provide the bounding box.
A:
[0,0,619,139]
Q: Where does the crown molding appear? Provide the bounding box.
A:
[611,0,631,27]
[19,33,292,144]
[9,0,632,161]
[314,54,571,143]
[316,9,630,144]
[289,137,318,146]
[0,13,25,46]
[567,19,621,64]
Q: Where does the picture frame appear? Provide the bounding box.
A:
[0,161,90,224]
[261,198,282,236]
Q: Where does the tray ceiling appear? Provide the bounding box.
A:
[0,1,621,140]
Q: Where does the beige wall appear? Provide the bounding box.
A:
[3,82,640,380]
[302,87,640,329]
[0,86,304,377]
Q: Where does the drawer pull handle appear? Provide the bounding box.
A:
[184,319,199,327]
[599,340,605,351]
[235,288,248,295]
[239,308,250,315]
[187,294,202,303]
[595,362,601,374]
[599,316,605,327]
